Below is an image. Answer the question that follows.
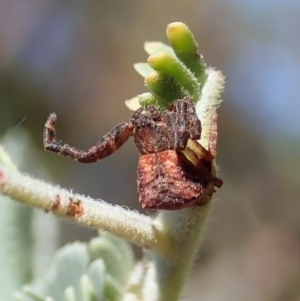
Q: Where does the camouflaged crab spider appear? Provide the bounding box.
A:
[44,97,222,210]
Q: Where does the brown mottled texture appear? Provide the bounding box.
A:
[44,97,223,210]
[132,97,201,154]
[138,150,205,210]
[67,198,84,217]
[44,113,134,163]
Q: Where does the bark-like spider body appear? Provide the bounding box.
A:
[44,97,222,210]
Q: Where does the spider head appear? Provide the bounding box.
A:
[131,106,170,155]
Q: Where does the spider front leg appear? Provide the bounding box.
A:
[43,113,134,163]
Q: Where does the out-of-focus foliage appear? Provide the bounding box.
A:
[0,193,33,299]
[0,129,58,301]
[15,233,134,301]
[1,1,300,300]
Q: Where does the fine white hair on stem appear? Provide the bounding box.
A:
[196,68,225,149]
[0,165,170,253]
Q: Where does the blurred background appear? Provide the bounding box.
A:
[1,0,300,300]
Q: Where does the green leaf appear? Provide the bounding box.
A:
[100,232,134,277]
[86,260,105,301]
[79,275,96,301]
[45,243,89,299]
[0,142,33,300]
[63,287,76,301]
[144,41,174,55]
[88,233,134,286]
[15,286,44,301]
[103,276,122,301]
[0,145,17,170]
[133,63,154,78]
[0,196,33,300]
[15,243,90,301]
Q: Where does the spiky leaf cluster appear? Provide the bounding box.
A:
[131,22,207,110]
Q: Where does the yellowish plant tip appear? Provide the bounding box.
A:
[125,97,141,111]
[167,22,188,34]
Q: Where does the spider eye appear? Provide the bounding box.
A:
[147,108,161,121]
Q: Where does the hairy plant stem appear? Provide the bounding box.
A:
[0,165,170,254]
[142,182,215,301]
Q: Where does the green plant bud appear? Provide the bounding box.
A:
[138,93,158,107]
[167,22,206,84]
[145,71,187,103]
[147,52,200,101]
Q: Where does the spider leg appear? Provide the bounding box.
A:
[181,143,222,188]
[43,113,134,163]
[186,139,214,162]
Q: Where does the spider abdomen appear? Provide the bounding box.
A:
[137,150,205,210]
